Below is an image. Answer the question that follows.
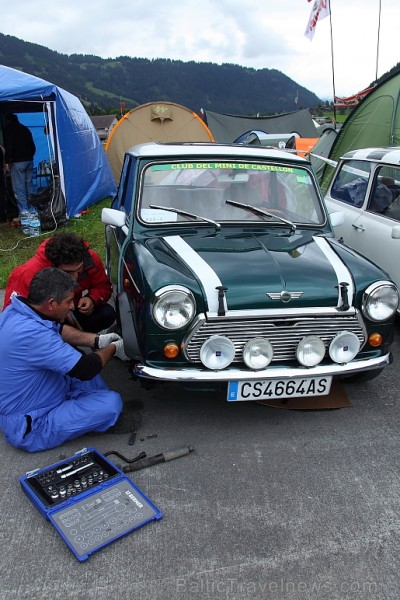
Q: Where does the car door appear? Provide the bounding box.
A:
[325,197,364,247]
[347,209,400,280]
[325,158,372,249]
[343,167,400,290]
[327,161,400,291]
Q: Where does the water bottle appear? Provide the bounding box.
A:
[29,212,41,237]
[20,211,31,235]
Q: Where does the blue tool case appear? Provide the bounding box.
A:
[19,447,162,561]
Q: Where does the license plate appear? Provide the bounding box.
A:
[227,376,332,401]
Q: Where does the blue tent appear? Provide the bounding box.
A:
[0,65,116,216]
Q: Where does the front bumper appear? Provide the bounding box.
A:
[134,352,391,382]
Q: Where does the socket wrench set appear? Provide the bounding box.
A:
[20,447,162,561]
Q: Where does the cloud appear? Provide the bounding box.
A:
[1,0,399,100]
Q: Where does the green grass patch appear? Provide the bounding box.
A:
[321,110,350,124]
[0,198,111,288]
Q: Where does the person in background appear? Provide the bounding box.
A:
[3,113,36,226]
[0,268,129,453]
[0,143,6,223]
[3,232,116,333]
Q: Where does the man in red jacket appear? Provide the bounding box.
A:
[3,232,116,333]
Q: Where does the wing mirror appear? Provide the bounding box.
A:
[391,225,400,239]
[102,207,127,228]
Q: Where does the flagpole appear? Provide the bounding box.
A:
[328,0,337,126]
[304,0,336,125]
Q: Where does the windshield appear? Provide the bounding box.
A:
[138,160,325,225]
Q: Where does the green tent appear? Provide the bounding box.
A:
[321,67,400,191]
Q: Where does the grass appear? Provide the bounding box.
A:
[321,110,350,124]
[0,197,111,288]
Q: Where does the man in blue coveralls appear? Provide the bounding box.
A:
[0,268,128,452]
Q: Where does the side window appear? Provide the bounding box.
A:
[113,156,137,215]
[369,165,400,220]
[330,160,371,207]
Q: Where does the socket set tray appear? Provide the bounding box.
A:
[20,447,162,561]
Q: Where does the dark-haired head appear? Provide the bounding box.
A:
[44,233,87,267]
[27,268,78,305]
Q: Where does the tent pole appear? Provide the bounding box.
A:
[328,0,337,127]
[375,0,382,82]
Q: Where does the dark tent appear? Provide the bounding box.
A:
[203,108,318,142]
[309,127,338,182]
[0,65,116,218]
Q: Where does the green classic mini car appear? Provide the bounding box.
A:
[102,142,399,402]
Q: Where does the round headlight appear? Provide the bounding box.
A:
[296,336,325,367]
[243,338,273,370]
[329,331,360,364]
[362,282,399,321]
[152,287,195,330]
[200,336,235,370]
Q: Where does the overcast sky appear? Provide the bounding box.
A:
[1,0,399,101]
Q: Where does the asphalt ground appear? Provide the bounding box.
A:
[1,286,400,600]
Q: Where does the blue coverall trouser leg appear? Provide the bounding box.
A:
[1,374,123,452]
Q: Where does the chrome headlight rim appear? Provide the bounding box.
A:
[296,335,326,367]
[200,335,235,370]
[243,337,274,370]
[362,281,399,322]
[329,330,360,364]
[152,285,196,330]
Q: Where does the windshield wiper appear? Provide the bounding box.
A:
[149,205,221,230]
[225,199,296,232]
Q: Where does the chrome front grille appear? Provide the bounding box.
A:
[183,313,366,363]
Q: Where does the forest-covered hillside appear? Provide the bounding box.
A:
[0,33,321,115]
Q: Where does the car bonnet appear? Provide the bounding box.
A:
[142,230,355,312]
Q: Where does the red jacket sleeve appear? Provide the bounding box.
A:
[2,241,51,310]
[3,266,33,309]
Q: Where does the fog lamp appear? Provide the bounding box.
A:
[200,336,235,370]
[243,338,273,369]
[296,336,325,367]
[329,331,360,363]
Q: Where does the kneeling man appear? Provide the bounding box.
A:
[0,268,127,452]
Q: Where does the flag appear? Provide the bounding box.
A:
[305,0,330,41]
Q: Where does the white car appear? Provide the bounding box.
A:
[325,147,400,296]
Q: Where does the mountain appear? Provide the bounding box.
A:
[0,33,321,115]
